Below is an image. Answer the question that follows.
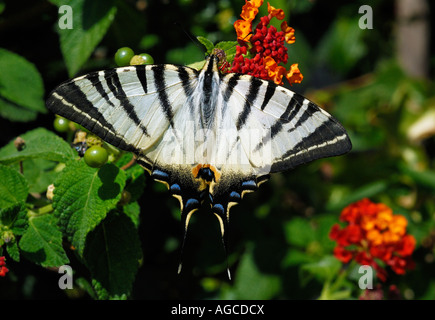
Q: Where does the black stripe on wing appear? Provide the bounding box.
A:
[236,77,263,130]
[271,118,352,172]
[177,66,198,114]
[152,65,176,128]
[135,66,148,94]
[222,74,240,116]
[46,80,140,154]
[104,70,150,137]
[269,93,304,139]
[260,81,276,111]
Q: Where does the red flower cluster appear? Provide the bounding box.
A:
[330,198,415,282]
[230,0,302,86]
[0,256,9,277]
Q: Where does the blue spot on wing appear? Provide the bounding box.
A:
[229,191,241,201]
[241,180,257,190]
[170,183,181,193]
[212,204,225,216]
[185,198,200,211]
[152,169,170,181]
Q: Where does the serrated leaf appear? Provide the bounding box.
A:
[0,48,46,122]
[0,164,29,209]
[19,214,69,268]
[0,128,77,165]
[0,201,28,235]
[6,241,20,262]
[84,212,141,297]
[53,160,126,255]
[54,0,117,76]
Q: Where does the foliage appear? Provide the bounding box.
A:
[0,0,434,300]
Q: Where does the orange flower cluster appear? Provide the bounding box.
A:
[330,198,415,282]
[230,0,303,86]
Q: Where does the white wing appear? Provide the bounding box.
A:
[47,55,351,276]
[47,63,199,169]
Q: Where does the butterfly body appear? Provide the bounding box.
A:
[47,54,351,275]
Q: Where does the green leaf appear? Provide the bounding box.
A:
[0,164,29,209]
[115,153,146,202]
[284,217,316,247]
[225,244,281,299]
[84,212,142,297]
[0,128,77,165]
[6,240,20,262]
[316,17,367,75]
[54,0,117,76]
[167,42,205,66]
[53,160,126,255]
[197,36,214,54]
[0,48,46,122]
[0,201,28,235]
[19,214,69,268]
[326,180,389,211]
[122,201,141,228]
[187,60,206,71]
[400,165,435,190]
[299,255,341,286]
[10,158,60,194]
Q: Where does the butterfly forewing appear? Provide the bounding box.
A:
[220,73,351,174]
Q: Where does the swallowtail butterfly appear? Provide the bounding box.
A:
[47,51,352,277]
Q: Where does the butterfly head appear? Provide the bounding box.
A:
[208,48,230,72]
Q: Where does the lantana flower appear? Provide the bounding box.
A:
[230,0,303,86]
[0,256,9,277]
[329,198,415,282]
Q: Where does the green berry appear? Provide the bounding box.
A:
[115,47,135,67]
[53,116,70,133]
[84,146,108,168]
[138,53,154,65]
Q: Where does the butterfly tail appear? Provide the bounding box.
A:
[211,202,232,280]
[210,174,269,280]
[177,202,200,274]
